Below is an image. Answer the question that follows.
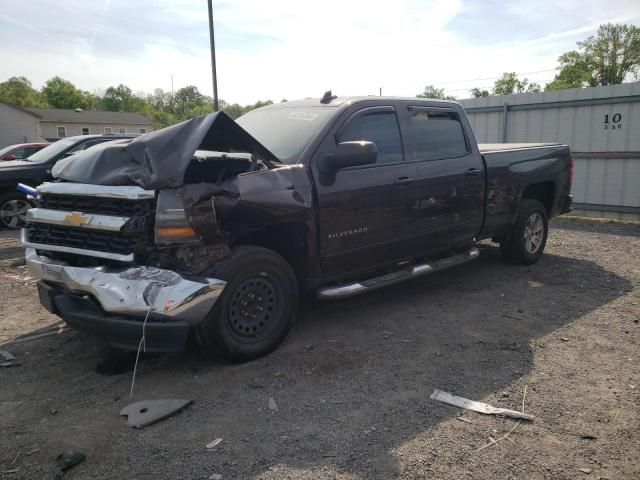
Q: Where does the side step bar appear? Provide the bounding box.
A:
[317,247,480,300]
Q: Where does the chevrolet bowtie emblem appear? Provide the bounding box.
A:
[64,212,89,226]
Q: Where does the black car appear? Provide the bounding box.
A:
[0,134,137,228]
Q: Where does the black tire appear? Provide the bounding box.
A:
[500,199,548,265]
[195,246,299,362]
[0,192,33,229]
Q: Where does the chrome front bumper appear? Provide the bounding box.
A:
[25,248,226,326]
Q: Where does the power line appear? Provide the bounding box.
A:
[445,78,556,93]
[432,69,557,86]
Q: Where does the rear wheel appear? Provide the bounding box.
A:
[500,199,548,265]
[0,193,32,229]
[195,246,299,362]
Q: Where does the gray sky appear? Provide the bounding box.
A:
[1,0,639,104]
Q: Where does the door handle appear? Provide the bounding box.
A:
[394,177,415,186]
[465,168,481,176]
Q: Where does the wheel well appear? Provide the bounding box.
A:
[232,222,309,282]
[521,182,555,215]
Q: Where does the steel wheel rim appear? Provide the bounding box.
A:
[523,212,544,254]
[1,199,30,229]
[228,276,278,342]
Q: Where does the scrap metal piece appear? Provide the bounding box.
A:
[206,438,223,449]
[430,389,534,421]
[0,350,19,368]
[120,399,193,428]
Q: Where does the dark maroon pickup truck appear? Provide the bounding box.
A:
[23,94,573,361]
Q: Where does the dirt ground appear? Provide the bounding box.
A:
[1,218,639,480]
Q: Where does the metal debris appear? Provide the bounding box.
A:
[0,350,19,367]
[268,396,278,412]
[120,399,192,429]
[430,389,534,421]
[206,438,223,450]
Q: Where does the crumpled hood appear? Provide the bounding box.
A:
[52,111,279,190]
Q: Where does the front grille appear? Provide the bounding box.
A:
[28,223,141,255]
[40,194,154,217]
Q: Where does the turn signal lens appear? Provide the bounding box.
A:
[155,226,197,240]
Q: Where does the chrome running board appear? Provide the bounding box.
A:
[317,247,479,300]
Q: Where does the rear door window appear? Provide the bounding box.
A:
[11,148,27,159]
[407,107,468,160]
[338,110,404,164]
[23,146,42,157]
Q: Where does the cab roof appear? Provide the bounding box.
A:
[257,96,461,110]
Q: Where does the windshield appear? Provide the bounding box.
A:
[26,139,74,163]
[236,107,335,163]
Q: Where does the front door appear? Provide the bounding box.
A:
[312,106,417,278]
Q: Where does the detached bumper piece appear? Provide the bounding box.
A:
[26,248,226,352]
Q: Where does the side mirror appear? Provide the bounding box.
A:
[319,141,377,173]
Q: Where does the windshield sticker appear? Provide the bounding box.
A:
[286,111,320,122]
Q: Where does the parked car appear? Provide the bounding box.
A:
[23,95,573,361]
[0,142,49,161]
[0,134,136,228]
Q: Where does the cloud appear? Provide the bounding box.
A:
[0,0,639,103]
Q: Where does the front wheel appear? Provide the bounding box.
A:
[500,199,548,265]
[195,246,299,362]
[0,193,32,229]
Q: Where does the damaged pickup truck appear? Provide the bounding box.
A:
[23,95,573,361]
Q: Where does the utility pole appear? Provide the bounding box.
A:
[207,0,219,111]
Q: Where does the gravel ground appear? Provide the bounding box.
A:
[0,218,639,480]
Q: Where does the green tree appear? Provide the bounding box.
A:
[471,72,541,97]
[223,99,273,119]
[102,84,133,112]
[547,23,640,91]
[222,102,245,119]
[42,76,90,109]
[146,88,172,111]
[0,76,47,107]
[470,87,490,98]
[83,92,103,110]
[546,51,593,90]
[416,85,456,100]
[174,85,207,116]
[492,72,541,95]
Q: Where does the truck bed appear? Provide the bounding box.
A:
[478,142,572,240]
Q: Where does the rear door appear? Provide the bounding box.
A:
[401,105,485,251]
[311,105,417,277]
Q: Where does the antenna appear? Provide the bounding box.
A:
[320,90,337,104]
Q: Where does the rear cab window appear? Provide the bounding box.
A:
[337,108,404,164]
[406,106,469,160]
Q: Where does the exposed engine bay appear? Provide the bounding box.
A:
[28,112,313,278]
